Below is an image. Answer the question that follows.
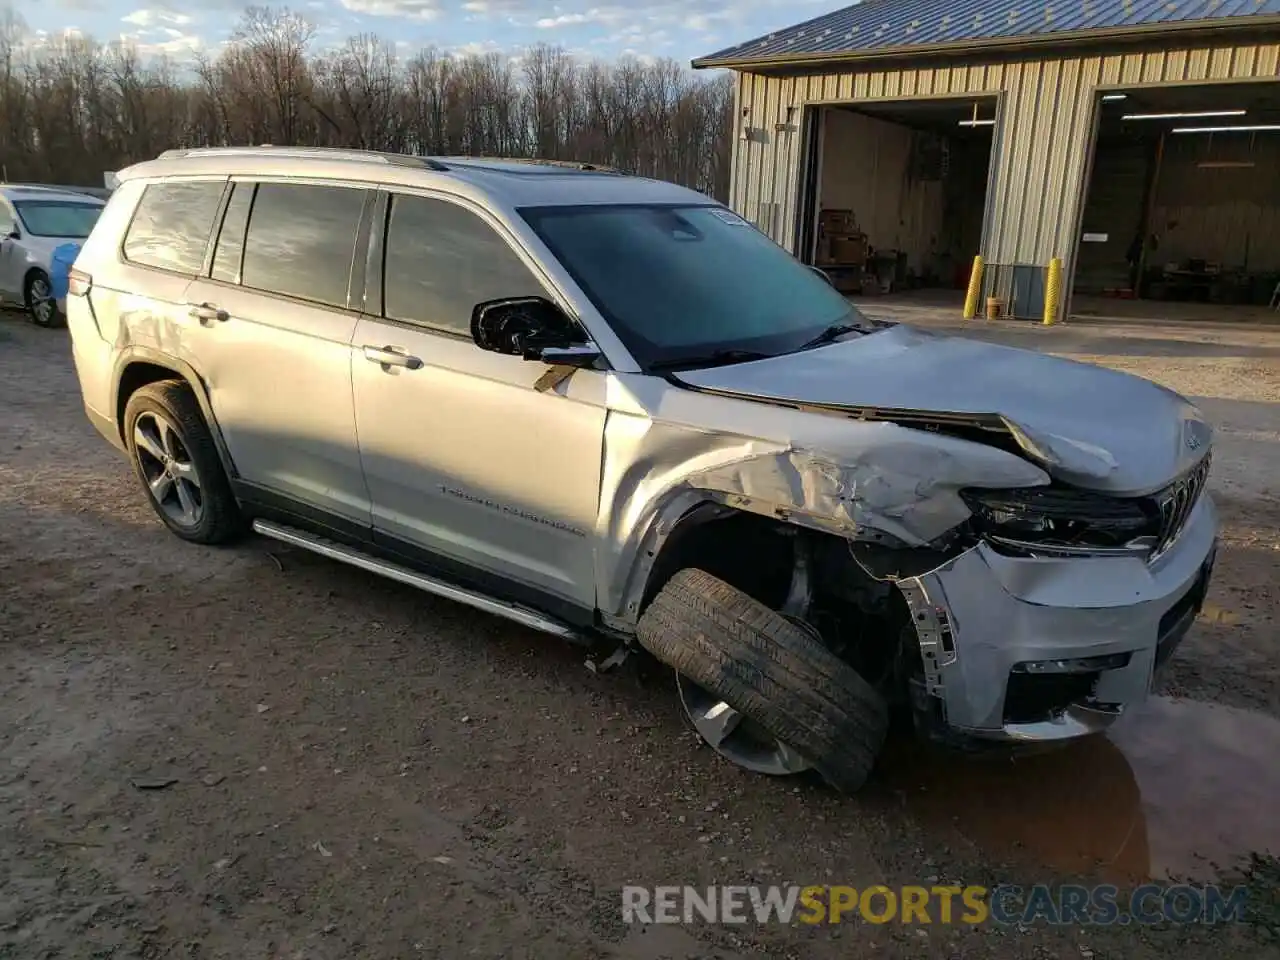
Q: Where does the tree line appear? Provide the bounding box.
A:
[0,5,735,198]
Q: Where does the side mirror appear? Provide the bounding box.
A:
[471,296,600,367]
[3,228,18,241]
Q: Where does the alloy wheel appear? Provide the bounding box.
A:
[133,411,204,528]
[676,671,813,777]
[28,275,55,326]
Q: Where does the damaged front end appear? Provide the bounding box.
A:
[850,450,1217,749]
[604,374,1218,755]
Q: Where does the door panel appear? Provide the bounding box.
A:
[0,202,20,294]
[352,319,606,607]
[180,179,372,524]
[181,279,369,523]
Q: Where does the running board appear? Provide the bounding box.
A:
[251,520,581,641]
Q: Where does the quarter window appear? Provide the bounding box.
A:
[123,180,225,274]
[383,194,545,336]
[211,182,254,285]
[240,183,367,309]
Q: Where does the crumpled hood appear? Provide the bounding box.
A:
[674,324,1211,496]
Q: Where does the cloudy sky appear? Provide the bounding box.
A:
[19,0,844,64]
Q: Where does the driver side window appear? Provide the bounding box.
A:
[382,194,547,337]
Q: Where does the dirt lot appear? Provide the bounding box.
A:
[2,307,1279,960]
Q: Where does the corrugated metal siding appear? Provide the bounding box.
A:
[732,41,1280,282]
[698,0,1280,64]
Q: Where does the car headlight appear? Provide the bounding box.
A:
[959,485,1159,552]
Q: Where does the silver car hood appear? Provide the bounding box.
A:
[674,324,1211,496]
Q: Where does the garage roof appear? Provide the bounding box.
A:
[692,0,1280,69]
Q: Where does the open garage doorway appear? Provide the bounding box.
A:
[1073,80,1280,321]
[799,97,996,301]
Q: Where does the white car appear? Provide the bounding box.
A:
[0,185,106,327]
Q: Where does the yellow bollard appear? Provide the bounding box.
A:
[962,255,984,320]
[1044,257,1063,326]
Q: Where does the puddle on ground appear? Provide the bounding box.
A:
[880,696,1280,883]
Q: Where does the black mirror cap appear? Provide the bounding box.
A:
[539,344,603,369]
[471,296,584,359]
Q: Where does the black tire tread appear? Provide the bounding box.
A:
[124,379,244,545]
[636,568,889,792]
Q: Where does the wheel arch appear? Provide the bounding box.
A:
[607,488,842,630]
[112,348,239,480]
[639,503,798,614]
[23,264,50,292]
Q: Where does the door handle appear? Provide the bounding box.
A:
[362,344,423,370]
[188,302,229,323]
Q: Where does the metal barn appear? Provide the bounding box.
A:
[694,0,1280,320]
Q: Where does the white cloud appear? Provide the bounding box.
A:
[682,10,731,31]
[338,0,443,19]
[120,8,193,28]
[451,39,503,56]
[115,27,203,58]
[139,32,202,55]
[533,6,631,29]
[461,0,523,12]
[535,13,587,28]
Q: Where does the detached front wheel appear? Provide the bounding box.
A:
[636,568,889,793]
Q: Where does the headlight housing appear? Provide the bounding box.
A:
[959,485,1160,554]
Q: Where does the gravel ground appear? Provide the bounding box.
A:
[2,308,1278,959]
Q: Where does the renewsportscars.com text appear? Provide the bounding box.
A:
[621,883,1249,927]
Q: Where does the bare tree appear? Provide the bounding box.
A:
[2,4,734,199]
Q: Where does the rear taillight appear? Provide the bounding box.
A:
[68,268,92,297]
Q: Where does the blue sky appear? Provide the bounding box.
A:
[15,0,845,65]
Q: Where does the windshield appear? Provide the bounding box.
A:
[519,203,870,369]
[14,200,103,239]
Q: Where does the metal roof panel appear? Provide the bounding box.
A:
[694,0,1280,66]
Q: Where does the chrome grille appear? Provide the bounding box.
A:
[1151,454,1211,560]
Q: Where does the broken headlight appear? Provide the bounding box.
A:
[959,485,1160,553]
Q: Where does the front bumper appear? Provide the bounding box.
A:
[900,492,1217,743]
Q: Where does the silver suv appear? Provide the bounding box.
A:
[66,147,1217,792]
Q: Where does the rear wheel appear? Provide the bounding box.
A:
[124,380,244,544]
[25,270,61,328]
[636,568,889,793]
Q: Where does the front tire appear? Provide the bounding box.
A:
[123,380,244,544]
[636,568,889,793]
[25,270,62,328]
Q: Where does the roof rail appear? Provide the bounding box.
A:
[441,156,625,174]
[155,146,450,171]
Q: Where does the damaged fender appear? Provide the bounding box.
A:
[596,373,1050,625]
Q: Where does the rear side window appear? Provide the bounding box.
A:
[240,182,367,309]
[123,181,224,274]
[383,194,545,336]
